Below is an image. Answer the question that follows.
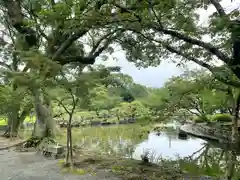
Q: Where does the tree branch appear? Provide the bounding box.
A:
[209,0,227,17]
[147,0,163,28]
[152,26,231,64]
[116,2,231,65]
[89,29,120,56]
[2,0,38,47]
[132,30,240,88]
[51,30,88,61]
[62,29,124,65]
[185,108,201,117]
[55,98,70,115]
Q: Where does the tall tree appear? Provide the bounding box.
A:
[113,1,240,86]
[1,0,125,139]
[0,22,33,137]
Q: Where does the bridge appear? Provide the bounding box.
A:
[180,124,232,143]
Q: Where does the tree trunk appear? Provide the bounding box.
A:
[65,125,70,165]
[69,122,73,167]
[225,151,237,180]
[32,89,55,138]
[65,113,73,166]
[5,110,19,138]
[230,20,240,80]
[225,92,240,180]
[95,110,99,117]
[3,106,29,138]
[231,92,240,143]
[116,113,120,121]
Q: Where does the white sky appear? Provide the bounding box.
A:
[97,0,240,88]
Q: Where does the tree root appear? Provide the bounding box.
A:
[22,136,44,148]
[2,129,18,138]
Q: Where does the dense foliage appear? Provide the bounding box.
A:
[0,0,238,176]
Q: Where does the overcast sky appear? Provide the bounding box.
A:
[97,50,200,87]
[97,0,239,88]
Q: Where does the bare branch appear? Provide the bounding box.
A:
[55,98,70,115]
[209,0,227,17]
[147,0,163,28]
[89,29,120,56]
[133,30,240,88]
[2,0,38,47]
[152,26,232,64]
[52,30,88,61]
[62,29,124,65]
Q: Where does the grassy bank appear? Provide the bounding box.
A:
[58,153,187,180]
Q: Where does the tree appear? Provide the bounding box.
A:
[49,68,89,167]
[89,85,121,116]
[143,87,171,120]
[0,22,34,137]
[114,1,240,86]
[165,70,233,119]
[109,73,148,101]
[110,0,240,149]
[49,65,118,166]
[0,0,126,139]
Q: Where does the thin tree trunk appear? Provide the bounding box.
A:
[231,92,240,143]
[65,126,70,165]
[69,113,74,167]
[65,113,73,166]
[69,123,73,167]
[95,110,99,117]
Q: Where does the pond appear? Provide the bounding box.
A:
[20,124,240,178]
[133,131,206,161]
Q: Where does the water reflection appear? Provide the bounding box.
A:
[133,131,206,161]
[71,125,240,179]
[132,129,240,179]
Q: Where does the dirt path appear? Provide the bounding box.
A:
[0,137,26,150]
[0,150,120,180]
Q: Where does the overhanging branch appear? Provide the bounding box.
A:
[209,0,227,17]
[52,30,88,61]
[62,29,124,65]
[129,29,240,87]
[89,29,120,56]
[152,26,232,64]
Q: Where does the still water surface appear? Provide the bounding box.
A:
[133,131,206,161]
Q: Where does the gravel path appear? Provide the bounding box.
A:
[0,150,120,180]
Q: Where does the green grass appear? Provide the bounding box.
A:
[0,116,36,125]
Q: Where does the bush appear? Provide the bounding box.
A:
[192,116,208,123]
[210,113,232,122]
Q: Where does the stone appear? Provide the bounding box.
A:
[46,145,64,154]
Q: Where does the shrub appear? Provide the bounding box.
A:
[192,116,208,123]
[210,113,232,122]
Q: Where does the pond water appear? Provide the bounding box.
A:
[21,124,240,177]
[126,127,240,178]
[133,131,206,161]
